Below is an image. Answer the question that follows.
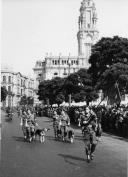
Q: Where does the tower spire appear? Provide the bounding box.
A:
[77,0,99,67]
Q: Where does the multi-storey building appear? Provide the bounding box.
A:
[33,0,99,84]
[1,66,34,107]
[33,0,128,106]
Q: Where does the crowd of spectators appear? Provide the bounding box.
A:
[19,103,128,138]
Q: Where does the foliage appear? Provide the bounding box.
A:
[64,69,99,104]
[38,69,99,105]
[89,36,128,84]
[1,86,8,102]
[38,77,65,105]
[97,62,128,104]
[55,93,65,106]
[27,96,34,105]
[88,36,128,104]
[19,95,27,105]
[19,95,34,105]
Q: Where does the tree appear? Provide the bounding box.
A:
[55,93,65,106]
[19,95,27,105]
[38,69,98,106]
[97,62,128,104]
[64,69,99,105]
[27,96,34,105]
[19,95,34,106]
[89,36,128,84]
[1,86,7,102]
[38,77,65,106]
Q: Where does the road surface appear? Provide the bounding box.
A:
[0,111,127,177]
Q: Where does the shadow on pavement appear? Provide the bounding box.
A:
[58,153,85,163]
[103,133,128,142]
[74,135,84,141]
[46,135,56,141]
[43,120,53,123]
[4,118,13,123]
[12,136,25,142]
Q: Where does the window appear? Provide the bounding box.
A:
[17,79,20,86]
[63,68,67,75]
[76,60,79,65]
[21,89,23,95]
[28,82,30,88]
[52,60,54,65]
[8,76,11,83]
[88,24,90,28]
[54,72,58,75]
[8,86,11,92]
[17,88,20,94]
[3,86,6,90]
[3,76,6,82]
[23,80,25,87]
[73,68,75,73]
[55,60,57,65]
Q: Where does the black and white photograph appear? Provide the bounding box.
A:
[1,0,128,177]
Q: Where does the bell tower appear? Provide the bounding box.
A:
[77,0,99,67]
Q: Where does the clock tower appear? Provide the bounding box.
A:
[77,0,99,68]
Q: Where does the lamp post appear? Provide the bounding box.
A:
[68,53,71,107]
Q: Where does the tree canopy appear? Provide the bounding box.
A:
[19,95,34,106]
[38,69,99,106]
[89,36,128,84]
[38,77,65,105]
[38,36,128,106]
[97,62,128,104]
[88,36,128,104]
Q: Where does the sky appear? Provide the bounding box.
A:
[2,0,128,77]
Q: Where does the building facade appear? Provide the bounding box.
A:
[1,66,34,107]
[33,0,99,83]
[77,0,99,61]
[33,0,128,106]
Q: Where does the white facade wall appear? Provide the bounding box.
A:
[1,70,34,107]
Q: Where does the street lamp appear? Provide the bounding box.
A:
[68,53,71,107]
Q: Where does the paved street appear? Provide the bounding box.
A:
[0,110,128,177]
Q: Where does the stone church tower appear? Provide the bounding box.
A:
[33,0,99,84]
[77,0,99,67]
